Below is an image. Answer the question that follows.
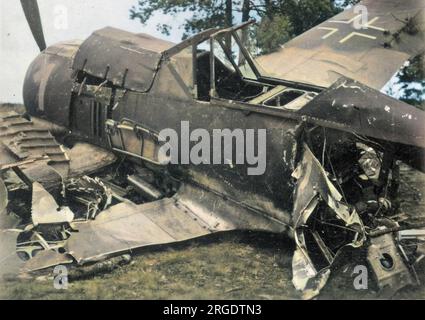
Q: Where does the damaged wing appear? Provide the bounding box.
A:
[298,77,425,172]
[256,0,425,90]
[66,182,288,264]
[65,198,216,264]
[1,175,289,275]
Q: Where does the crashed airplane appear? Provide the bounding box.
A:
[1,0,425,299]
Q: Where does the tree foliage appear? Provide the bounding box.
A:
[253,0,341,54]
[395,55,425,108]
[130,0,241,38]
[130,0,341,43]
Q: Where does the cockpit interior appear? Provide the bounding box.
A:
[192,25,320,111]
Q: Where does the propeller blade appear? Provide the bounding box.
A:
[20,0,46,51]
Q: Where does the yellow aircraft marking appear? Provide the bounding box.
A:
[318,27,339,39]
[329,14,362,24]
[364,17,386,32]
[339,32,377,43]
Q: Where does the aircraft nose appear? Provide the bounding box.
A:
[23,42,79,127]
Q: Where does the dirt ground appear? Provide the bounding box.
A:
[1,166,424,300]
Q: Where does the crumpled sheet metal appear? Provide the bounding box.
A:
[18,143,118,191]
[292,248,331,300]
[31,182,74,226]
[291,144,365,298]
[292,144,363,229]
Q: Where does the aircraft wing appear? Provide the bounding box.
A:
[256,0,425,90]
[0,181,288,276]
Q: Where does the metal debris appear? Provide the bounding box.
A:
[32,182,74,226]
[65,176,112,220]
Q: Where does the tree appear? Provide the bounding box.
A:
[395,55,425,109]
[130,0,340,44]
[130,0,250,39]
[252,0,341,54]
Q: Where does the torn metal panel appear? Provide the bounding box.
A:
[177,183,290,234]
[31,182,74,226]
[291,143,365,298]
[292,248,331,300]
[20,161,64,189]
[8,142,117,191]
[292,143,363,229]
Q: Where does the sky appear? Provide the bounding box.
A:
[0,0,188,103]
